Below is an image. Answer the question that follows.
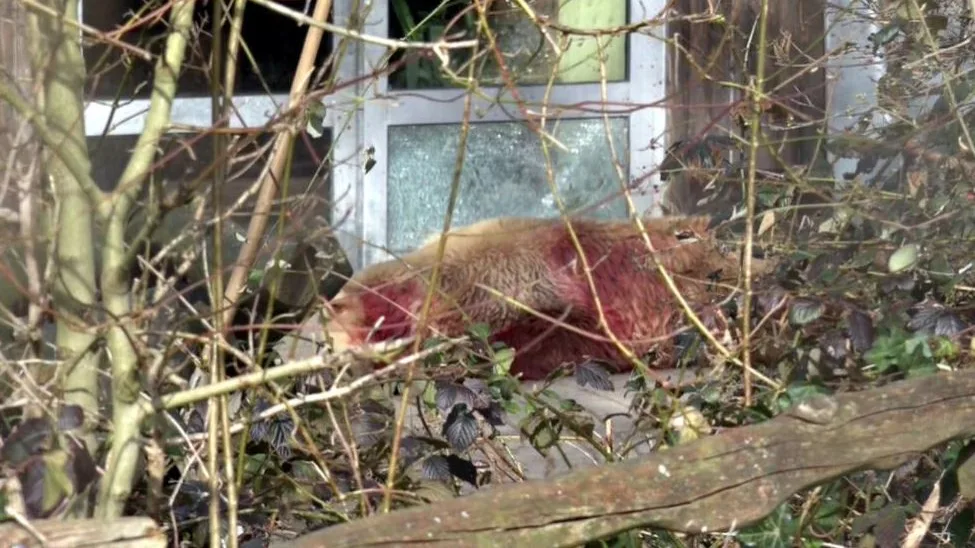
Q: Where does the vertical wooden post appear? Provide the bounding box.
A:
[666,0,827,166]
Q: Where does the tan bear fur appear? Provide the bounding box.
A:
[325,215,763,379]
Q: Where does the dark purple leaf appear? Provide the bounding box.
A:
[350,412,390,450]
[882,275,915,293]
[444,454,479,486]
[188,403,207,434]
[476,401,506,427]
[249,419,269,442]
[436,381,479,413]
[248,400,272,441]
[273,443,292,460]
[442,404,479,453]
[908,305,941,334]
[758,287,788,316]
[21,457,56,519]
[574,360,614,391]
[1,418,54,466]
[398,436,431,470]
[66,437,97,492]
[22,453,74,519]
[847,309,875,352]
[268,418,293,450]
[820,330,848,362]
[909,304,966,337]
[420,455,452,482]
[58,405,85,431]
[935,312,967,337]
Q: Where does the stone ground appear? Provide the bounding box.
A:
[275,317,712,482]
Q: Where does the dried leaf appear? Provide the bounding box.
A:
[758,210,776,235]
[874,506,908,548]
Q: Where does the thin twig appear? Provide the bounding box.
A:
[248,0,479,52]
[148,338,457,414]
[380,8,481,513]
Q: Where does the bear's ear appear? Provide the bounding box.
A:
[324,293,358,353]
[329,290,349,310]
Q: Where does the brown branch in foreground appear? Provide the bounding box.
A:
[283,369,975,547]
[219,0,333,330]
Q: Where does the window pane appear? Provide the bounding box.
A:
[388,0,627,90]
[386,118,628,253]
[82,0,334,99]
[87,130,334,225]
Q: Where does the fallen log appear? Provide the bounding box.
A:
[283,369,975,547]
[0,516,164,548]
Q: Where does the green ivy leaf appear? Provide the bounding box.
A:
[738,503,799,547]
[888,244,919,273]
[493,347,515,375]
[466,323,491,341]
[954,442,975,503]
[789,298,825,326]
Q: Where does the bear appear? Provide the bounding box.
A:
[324,214,765,380]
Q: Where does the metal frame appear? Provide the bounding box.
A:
[81,0,670,271]
[824,0,888,184]
[359,0,669,267]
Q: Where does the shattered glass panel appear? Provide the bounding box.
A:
[482,0,628,85]
[387,0,627,89]
[387,118,629,253]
